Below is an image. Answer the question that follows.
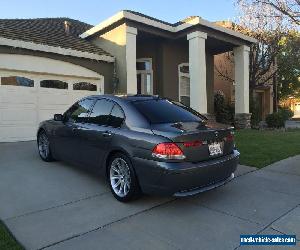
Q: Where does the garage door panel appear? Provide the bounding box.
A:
[71,91,97,104]
[38,89,74,121]
[39,107,70,121]
[39,91,69,106]
[0,88,36,105]
[0,108,37,125]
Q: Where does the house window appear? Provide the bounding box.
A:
[73,82,97,91]
[40,80,68,89]
[136,58,153,95]
[178,63,190,106]
[137,60,151,71]
[1,76,34,87]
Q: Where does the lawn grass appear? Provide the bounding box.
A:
[235,129,300,168]
[0,221,23,250]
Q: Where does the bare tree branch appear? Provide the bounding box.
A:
[238,0,300,25]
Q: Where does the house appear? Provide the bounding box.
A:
[280,96,300,119]
[0,11,256,142]
[214,52,274,121]
[213,21,274,122]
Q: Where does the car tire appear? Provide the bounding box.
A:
[37,130,54,162]
[108,153,141,202]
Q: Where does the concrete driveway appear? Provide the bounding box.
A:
[0,141,299,250]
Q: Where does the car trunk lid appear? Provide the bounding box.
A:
[151,121,234,162]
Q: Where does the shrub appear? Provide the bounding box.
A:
[278,107,294,121]
[265,108,293,128]
[214,92,234,124]
[266,112,285,128]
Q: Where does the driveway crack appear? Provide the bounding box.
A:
[39,198,178,250]
[255,204,300,235]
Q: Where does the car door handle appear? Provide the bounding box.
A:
[102,131,112,137]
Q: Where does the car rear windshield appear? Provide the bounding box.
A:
[132,99,205,124]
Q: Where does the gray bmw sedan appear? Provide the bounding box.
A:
[37,95,239,202]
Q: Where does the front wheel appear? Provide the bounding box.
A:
[108,153,140,202]
[37,131,54,162]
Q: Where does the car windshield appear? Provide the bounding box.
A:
[132,99,206,124]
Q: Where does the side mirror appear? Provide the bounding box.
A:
[54,114,63,121]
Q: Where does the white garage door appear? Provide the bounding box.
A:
[294,103,300,118]
[0,73,103,142]
[0,54,104,142]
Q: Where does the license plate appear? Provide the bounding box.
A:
[208,142,223,156]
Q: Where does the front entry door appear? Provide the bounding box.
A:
[136,58,153,95]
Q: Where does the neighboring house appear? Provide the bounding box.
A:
[0,10,256,142]
[280,95,300,119]
[214,21,274,121]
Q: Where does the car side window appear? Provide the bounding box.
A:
[108,104,125,128]
[89,99,114,126]
[65,99,94,123]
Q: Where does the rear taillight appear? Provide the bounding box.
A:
[152,142,185,160]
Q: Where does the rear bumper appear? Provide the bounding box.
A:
[132,150,239,196]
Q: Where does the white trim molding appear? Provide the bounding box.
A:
[0,37,115,63]
[80,10,257,44]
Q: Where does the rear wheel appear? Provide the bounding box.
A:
[37,131,54,162]
[108,153,140,202]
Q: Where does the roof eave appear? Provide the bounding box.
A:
[80,10,257,44]
[0,37,115,62]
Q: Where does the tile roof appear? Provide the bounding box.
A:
[0,18,111,57]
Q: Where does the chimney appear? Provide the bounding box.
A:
[64,20,71,34]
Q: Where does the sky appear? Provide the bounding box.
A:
[1,0,237,25]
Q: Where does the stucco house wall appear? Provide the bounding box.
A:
[214,52,234,104]
[91,24,127,93]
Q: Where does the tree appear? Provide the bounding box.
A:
[277,30,300,99]
[234,1,290,88]
[215,1,295,114]
[239,0,300,26]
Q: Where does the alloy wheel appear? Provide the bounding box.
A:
[38,132,50,160]
[109,158,131,197]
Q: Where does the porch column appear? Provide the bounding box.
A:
[126,26,138,94]
[233,45,251,128]
[187,31,207,114]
